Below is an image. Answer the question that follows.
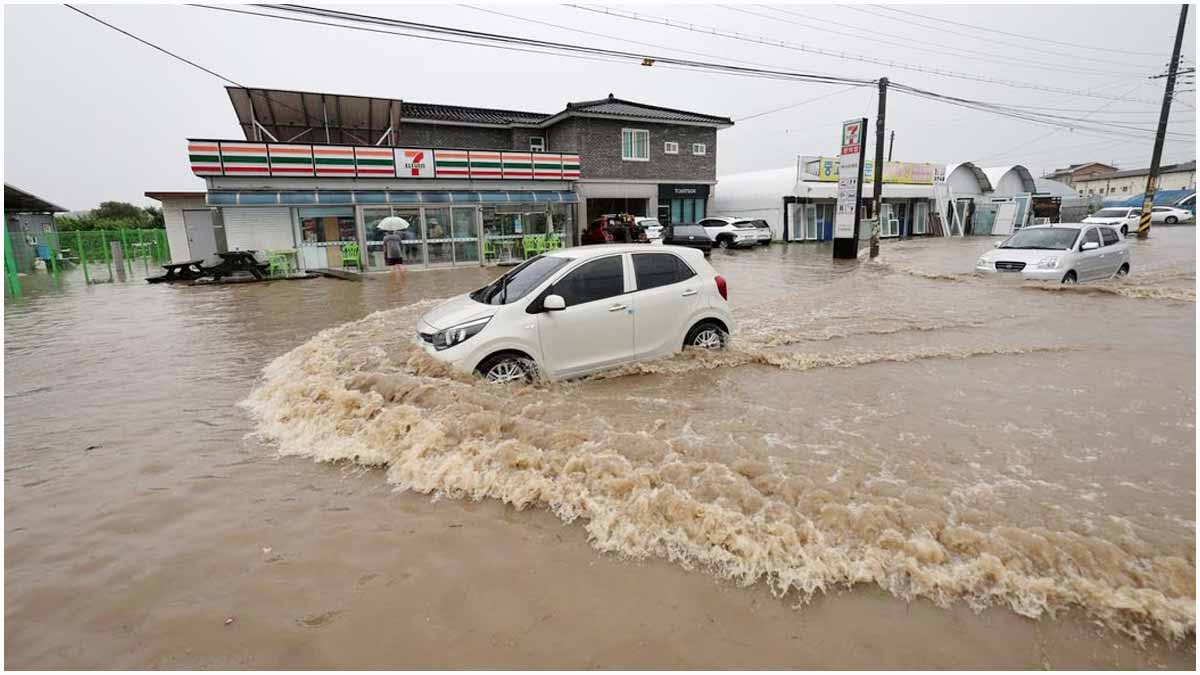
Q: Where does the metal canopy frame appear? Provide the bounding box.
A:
[227,86,404,147]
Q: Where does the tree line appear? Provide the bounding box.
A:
[55,201,165,231]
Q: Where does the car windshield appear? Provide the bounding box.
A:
[1092,209,1129,218]
[469,255,571,305]
[999,228,1080,250]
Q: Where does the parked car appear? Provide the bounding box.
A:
[581,214,649,245]
[1083,207,1140,236]
[1151,205,1195,224]
[744,219,774,245]
[697,216,759,249]
[636,217,664,240]
[417,245,733,382]
[660,223,713,255]
[975,224,1129,284]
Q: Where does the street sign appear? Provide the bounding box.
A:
[833,118,867,259]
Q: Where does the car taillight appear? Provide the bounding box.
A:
[714,275,727,301]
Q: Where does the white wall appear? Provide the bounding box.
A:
[946,166,984,195]
[160,196,208,263]
[990,171,1027,196]
[222,207,295,252]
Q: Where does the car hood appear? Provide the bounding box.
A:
[420,293,495,330]
[982,248,1069,263]
[1082,217,1120,224]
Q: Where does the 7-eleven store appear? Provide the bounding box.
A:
[172,140,581,271]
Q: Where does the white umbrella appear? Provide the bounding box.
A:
[377,216,411,231]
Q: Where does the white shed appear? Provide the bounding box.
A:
[981,165,1037,196]
[709,166,799,239]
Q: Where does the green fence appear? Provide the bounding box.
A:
[4,227,171,297]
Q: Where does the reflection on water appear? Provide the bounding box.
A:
[6,228,1197,665]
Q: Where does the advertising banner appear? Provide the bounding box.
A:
[809,156,940,185]
[834,119,866,241]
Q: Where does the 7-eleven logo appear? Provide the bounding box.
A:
[403,150,428,176]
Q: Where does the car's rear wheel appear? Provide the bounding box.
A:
[685,321,728,350]
[475,352,537,384]
[1166,215,1178,224]
[1061,270,1077,284]
[717,236,732,249]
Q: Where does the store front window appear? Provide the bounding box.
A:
[298,207,356,269]
[363,206,422,268]
[669,198,706,224]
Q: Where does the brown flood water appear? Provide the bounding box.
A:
[5,229,1196,668]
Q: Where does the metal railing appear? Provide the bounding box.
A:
[4,227,171,297]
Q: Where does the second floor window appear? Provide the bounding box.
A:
[664,141,679,155]
[622,128,649,161]
[691,143,707,156]
[529,136,545,152]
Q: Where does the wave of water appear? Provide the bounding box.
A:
[242,303,1195,646]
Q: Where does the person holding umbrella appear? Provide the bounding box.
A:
[378,216,410,277]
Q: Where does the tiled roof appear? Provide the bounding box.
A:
[1101,159,1196,179]
[401,101,549,126]
[565,94,733,125]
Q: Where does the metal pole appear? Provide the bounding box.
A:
[1138,4,1188,239]
[76,230,90,284]
[111,240,126,282]
[139,229,149,275]
[870,77,888,259]
[120,229,133,274]
[887,130,895,161]
[4,226,21,298]
[101,230,112,281]
[47,228,60,284]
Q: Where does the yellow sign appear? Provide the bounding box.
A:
[811,157,939,185]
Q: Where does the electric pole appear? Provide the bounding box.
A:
[870,77,887,259]
[1137,4,1188,239]
[887,130,895,161]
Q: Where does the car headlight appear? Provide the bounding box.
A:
[976,257,991,268]
[1034,256,1060,269]
[433,316,492,351]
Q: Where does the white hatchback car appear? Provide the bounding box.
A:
[417,245,734,382]
[975,224,1130,284]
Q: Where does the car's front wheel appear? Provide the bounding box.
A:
[1061,270,1077,284]
[1115,263,1130,278]
[475,352,537,384]
[1121,225,1129,236]
[684,321,728,350]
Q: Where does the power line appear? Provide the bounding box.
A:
[733,85,862,122]
[730,4,1149,76]
[64,4,244,86]
[566,4,1164,103]
[868,4,1171,58]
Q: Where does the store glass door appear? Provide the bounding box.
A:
[452,207,480,265]
[363,206,422,270]
[424,207,453,266]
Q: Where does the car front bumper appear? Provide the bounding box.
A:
[974,266,1064,281]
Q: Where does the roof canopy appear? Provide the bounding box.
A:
[943,162,993,193]
[981,165,1036,193]
[226,87,731,145]
[4,184,66,213]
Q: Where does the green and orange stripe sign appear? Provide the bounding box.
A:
[313,146,357,177]
[267,144,314,175]
[354,147,395,176]
[502,152,533,179]
[220,143,270,176]
[561,154,580,179]
[433,150,470,177]
[469,151,503,179]
[188,142,222,175]
[532,153,562,180]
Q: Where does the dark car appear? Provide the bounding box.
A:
[661,223,713,256]
[580,214,650,246]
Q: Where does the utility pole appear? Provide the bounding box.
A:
[1137,4,1188,239]
[870,77,887,258]
[887,130,895,161]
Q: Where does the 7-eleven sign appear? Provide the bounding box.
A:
[394,148,434,177]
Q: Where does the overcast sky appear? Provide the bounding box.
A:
[5,2,1196,210]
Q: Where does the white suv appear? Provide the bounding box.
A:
[1083,207,1139,236]
[698,217,759,249]
[417,245,734,382]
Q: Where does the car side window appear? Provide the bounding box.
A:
[633,253,694,291]
[1101,228,1119,246]
[1082,228,1101,248]
[553,256,625,307]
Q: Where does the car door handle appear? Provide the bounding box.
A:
[607,303,628,312]
[681,289,698,297]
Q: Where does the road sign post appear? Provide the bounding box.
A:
[833,117,868,260]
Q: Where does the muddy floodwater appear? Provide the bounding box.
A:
[5,229,1196,668]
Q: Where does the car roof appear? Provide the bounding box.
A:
[543,244,703,260]
[1021,224,1083,230]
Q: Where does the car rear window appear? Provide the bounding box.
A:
[671,225,707,238]
[633,253,696,291]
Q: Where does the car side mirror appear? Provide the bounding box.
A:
[1081,241,1100,251]
[543,294,566,311]
[994,241,1002,248]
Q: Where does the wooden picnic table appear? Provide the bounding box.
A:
[146,259,206,284]
[207,251,269,282]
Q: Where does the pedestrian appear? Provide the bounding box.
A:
[382,230,405,279]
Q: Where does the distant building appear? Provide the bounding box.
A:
[1043,162,1118,188]
[4,184,67,272]
[1073,160,1196,199]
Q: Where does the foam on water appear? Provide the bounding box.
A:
[242,302,1195,646]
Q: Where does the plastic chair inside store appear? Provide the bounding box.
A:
[341,242,362,271]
